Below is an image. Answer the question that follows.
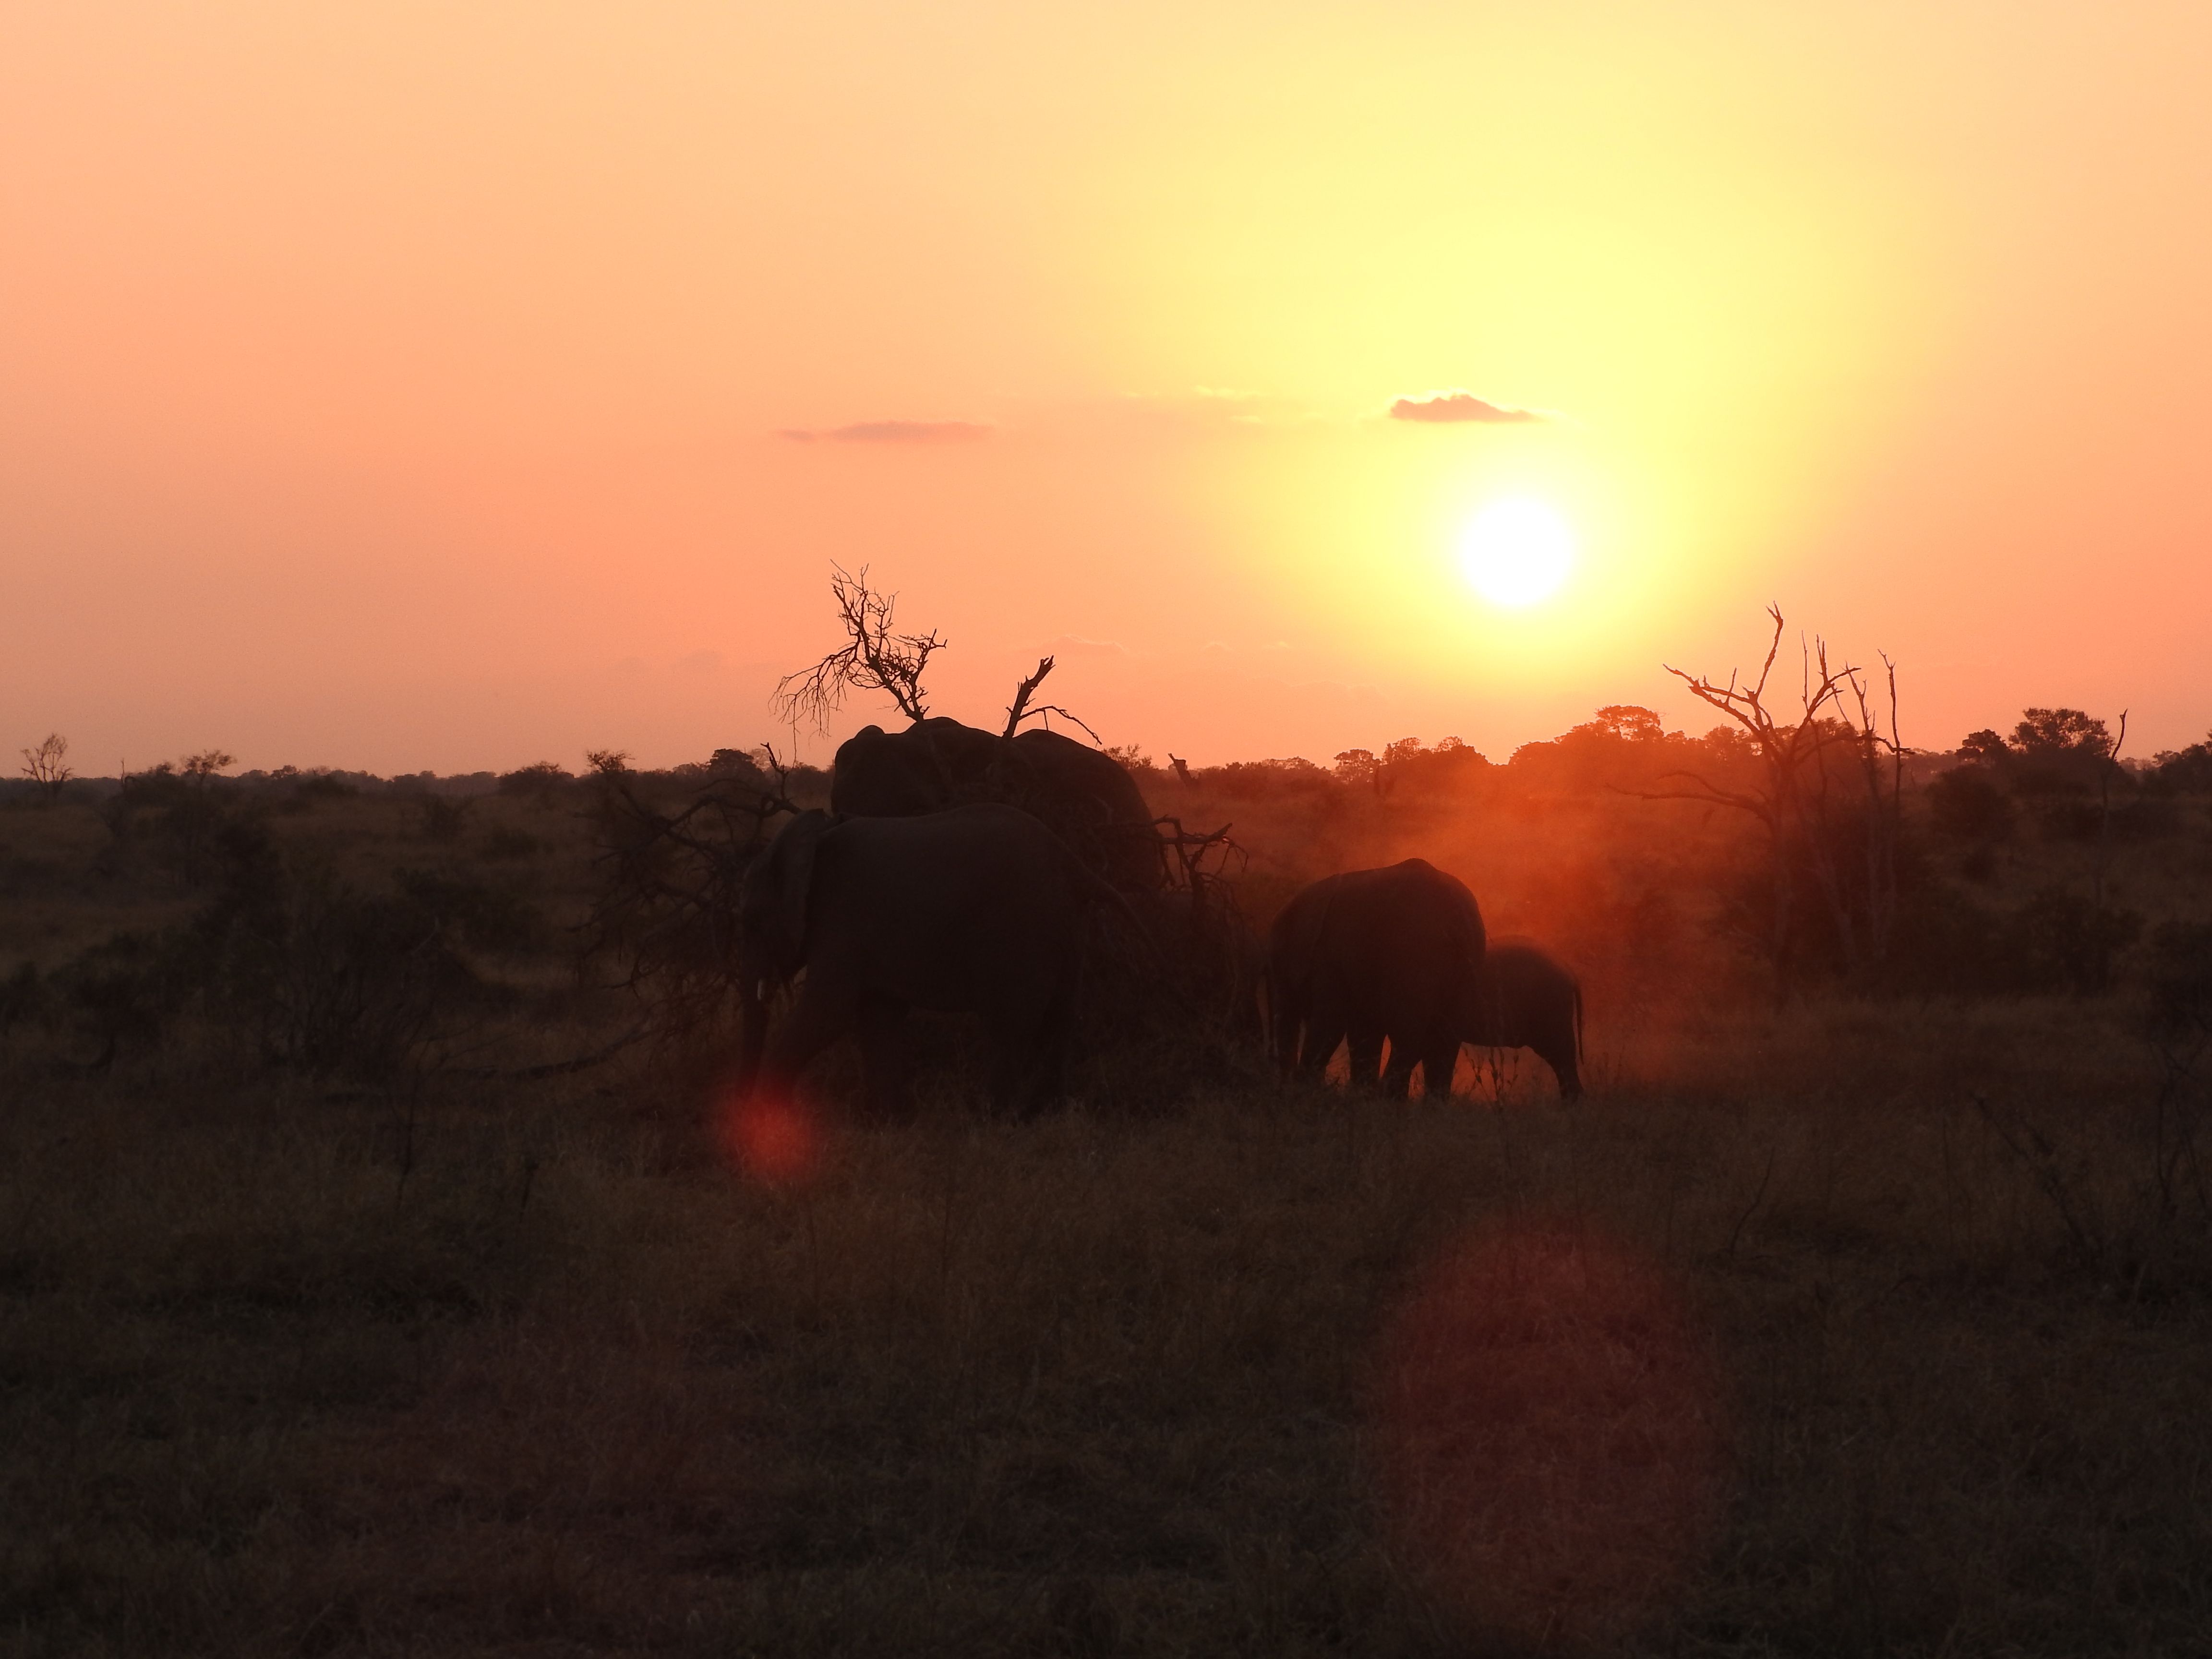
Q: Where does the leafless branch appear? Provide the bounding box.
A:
[1624,773,1778,824]
[773,564,945,730]
[579,742,803,1050]
[19,733,72,804]
[1647,605,1905,993]
[1004,656,1056,737]
[1019,704,1103,744]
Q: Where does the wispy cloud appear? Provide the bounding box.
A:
[779,420,992,444]
[1387,391,1541,424]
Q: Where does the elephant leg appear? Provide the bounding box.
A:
[1417,1039,1462,1101]
[1298,1016,1346,1079]
[854,994,914,1122]
[1272,998,1307,1078]
[757,974,858,1101]
[986,982,1071,1121]
[1543,1034,1583,1101]
[732,981,769,1097]
[1021,979,1079,1119]
[1378,1036,1417,1101]
[1346,1028,1386,1091]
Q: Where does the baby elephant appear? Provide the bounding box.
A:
[1465,938,1584,1100]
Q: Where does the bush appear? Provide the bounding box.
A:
[47,818,534,1080]
[417,795,472,842]
[99,764,250,886]
[498,762,573,798]
[2012,886,2142,994]
[55,931,178,1068]
[2147,919,2212,1040]
[1926,766,2014,846]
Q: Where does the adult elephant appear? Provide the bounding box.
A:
[1466,938,1585,1100]
[1267,859,1486,1099]
[736,804,1133,1119]
[829,718,1161,892]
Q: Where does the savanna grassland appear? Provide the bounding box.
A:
[5,719,2212,1657]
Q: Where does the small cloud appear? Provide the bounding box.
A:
[1388,391,1541,424]
[779,420,992,444]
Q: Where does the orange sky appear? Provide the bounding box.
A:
[6,2,2211,773]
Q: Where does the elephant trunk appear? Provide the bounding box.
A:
[733,977,769,1098]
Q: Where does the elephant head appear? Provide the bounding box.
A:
[737,809,835,992]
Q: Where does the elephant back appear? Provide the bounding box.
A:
[1006,728,1161,893]
[1285,860,1484,1039]
[828,717,1164,893]
[1473,938,1580,1042]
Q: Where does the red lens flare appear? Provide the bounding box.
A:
[718,1091,821,1187]
[1371,1221,1725,1647]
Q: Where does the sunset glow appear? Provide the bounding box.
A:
[4,4,2212,766]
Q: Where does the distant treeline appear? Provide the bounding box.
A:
[6,698,2211,1089]
[14,705,2209,807]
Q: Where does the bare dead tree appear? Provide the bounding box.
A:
[19,733,72,805]
[774,565,945,730]
[1632,605,1903,994]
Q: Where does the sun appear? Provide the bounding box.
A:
[1458,497,1575,608]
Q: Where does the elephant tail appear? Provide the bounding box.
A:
[1572,976,1584,1065]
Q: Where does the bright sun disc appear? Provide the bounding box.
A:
[1459,498,1575,608]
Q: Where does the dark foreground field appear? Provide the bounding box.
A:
[7,998,2211,1658]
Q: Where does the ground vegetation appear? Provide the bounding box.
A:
[5,692,2212,1655]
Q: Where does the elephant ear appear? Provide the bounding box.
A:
[748,810,835,978]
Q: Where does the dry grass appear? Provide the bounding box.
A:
[7,772,2211,1655]
[6,995,2212,1657]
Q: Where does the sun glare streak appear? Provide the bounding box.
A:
[1459,497,1575,608]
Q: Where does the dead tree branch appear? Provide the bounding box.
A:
[19,733,72,804]
[1631,605,1904,993]
[1004,656,1056,737]
[999,656,1104,742]
[774,564,945,730]
[580,747,802,1053]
